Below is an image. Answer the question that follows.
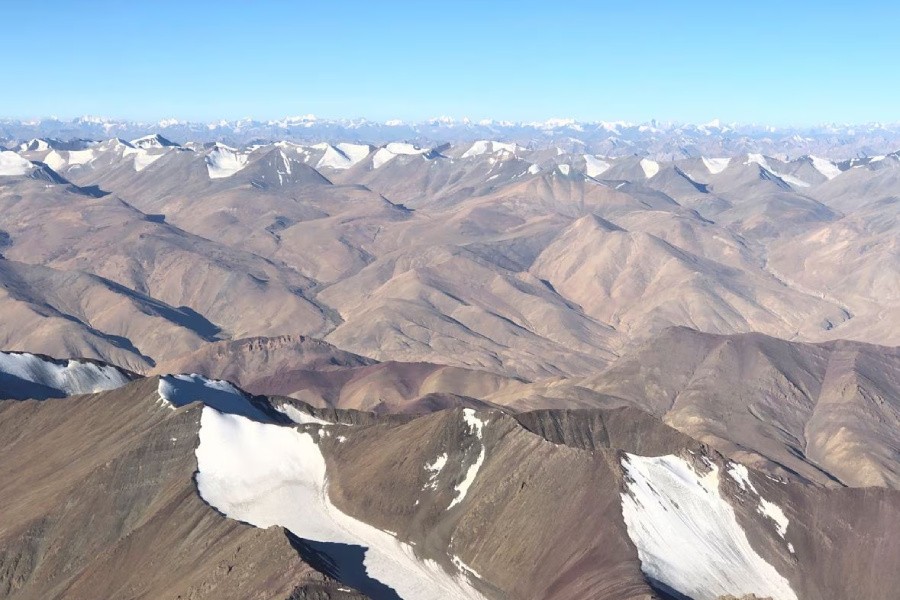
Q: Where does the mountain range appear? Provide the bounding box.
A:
[4,116,900,159]
[0,128,898,599]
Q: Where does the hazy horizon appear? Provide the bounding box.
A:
[9,1,899,125]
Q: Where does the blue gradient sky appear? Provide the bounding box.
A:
[6,1,899,124]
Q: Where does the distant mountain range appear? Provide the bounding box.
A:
[3,116,900,159]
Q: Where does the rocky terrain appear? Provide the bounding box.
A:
[0,129,898,599]
[1,359,899,600]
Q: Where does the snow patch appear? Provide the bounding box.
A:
[702,157,731,174]
[746,153,810,188]
[726,462,757,493]
[195,407,485,600]
[640,158,659,178]
[316,143,371,169]
[43,151,66,171]
[461,140,518,158]
[371,142,430,169]
[621,453,797,600]
[67,149,96,166]
[557,164,571,176]
[0,152,33,176]
[19,139,49,152]
[206,144,249,178]
[276,403,332,426]
[583,155,610,178]
[809,155,841,180]
[424,453,448,490]
[758,498,790,539]
[451,554,483,582]
[0,352,132,399]
[127,149,165,172]
[157,374,270,421]
[448,409,487,509]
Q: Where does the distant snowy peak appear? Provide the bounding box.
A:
[18,138,51,152]
[315,142,373,169]
[745,153,811,188]
[372,142,431,169]
[702,156,731,174]
[206,143,249,179]
[461,140,520,158]
[130,133,179,149]
[0,351,134,400]
[268,114,319,128]
[43,148,98,172]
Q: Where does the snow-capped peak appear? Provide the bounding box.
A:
[206,144,249,179]
[702,157,731,174]
[461,140,520,158]
[130,134,178,149]
[371,142,430,169]
[0,351,133,399]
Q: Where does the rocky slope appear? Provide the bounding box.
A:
[1,362,899,599]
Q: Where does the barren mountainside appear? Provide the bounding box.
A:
[0,131,898,600]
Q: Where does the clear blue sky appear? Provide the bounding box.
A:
[7,1,899,124]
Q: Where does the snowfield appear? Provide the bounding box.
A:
[0,151,33,176]
[0,351,132,399]
[809,155,842,179]
[620,453,797,600]
[206,143,249,178]
[316,143,372,169]
[123,146,167,171]
[461,140,518,158]
[702,156,731,174]
[372,142,430,169]
[745,153,811,188]
[639,158,659,178]
[195,407,486,600]
[583,155,611,178]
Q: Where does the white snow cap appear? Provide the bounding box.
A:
[461,140,519,158]
[745,153,810,188]
[372,142,430,169]
[316,143,372,170]
[702,157,731,174]
[206,143,249,178]
[0,352,132,399]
